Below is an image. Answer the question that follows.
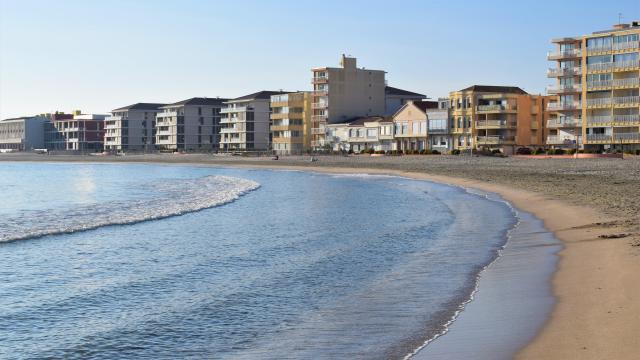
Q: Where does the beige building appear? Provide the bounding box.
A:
[326,116,394,153]
[448,85,549,154]
[155,97,227,152]
[105,103,166,152]
[392,101,438,151]
[548,21,640,151]
[270,92,312,155]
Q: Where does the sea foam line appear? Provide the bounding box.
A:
[0,175,260,244]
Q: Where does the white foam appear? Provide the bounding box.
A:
[0,175,260,243]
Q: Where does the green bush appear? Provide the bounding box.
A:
[567,148,577,155]
[533,148,544,155]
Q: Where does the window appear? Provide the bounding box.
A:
[366,128,376,138]
[412,122,420,134]
[402,123,408,134]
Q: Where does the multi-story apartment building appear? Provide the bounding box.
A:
[311,55,387,150]
[0,116,48,151]
[155,97,227,152]
[392,101,438,151]
[326,116,395,153]
[548,21,640,152]
[448,85,549,154]
[219,91,287,151]
[105,103,166,152]
[427,98,453,152]
[45,111,107,152]
[270,91,312,155]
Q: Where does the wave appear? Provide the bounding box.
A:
[0,175,260,244]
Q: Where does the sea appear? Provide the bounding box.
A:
[0,162,560,359]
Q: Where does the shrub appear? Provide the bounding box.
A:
[533,148,544,155]
[554,148,565,155]
[449,149,461,155]
[424,149,433,155]
[367,148,375,154]
[419,149,426,155]
[567,148,577,155]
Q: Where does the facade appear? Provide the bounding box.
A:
[326,116,394,153]
[219,91,287,151]
[0,116,47,151]
[548,22,640,151]
[270,91,312,155]
[448,85,549,154]
[45,112,107,152]
[426,98,453,152]
[385,86,427,116]
[392,101,438,151]
[105,103,166,152]
[155,97,227,151]
[311,55,387,150]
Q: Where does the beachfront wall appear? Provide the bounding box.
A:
[548,22,640,152]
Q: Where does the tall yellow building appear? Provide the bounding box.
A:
[270,91,312,155]
[548,21,640,151]
[448,85,548,154]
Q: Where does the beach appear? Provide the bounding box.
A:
[2,153,639,359]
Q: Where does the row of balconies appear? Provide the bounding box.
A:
[587,60,640,73]
[476,104,517,112]
[587,41,640,54]
[587,77,640,89]
[587,114,640,126]
[586,96,640,107]
[586,133,640,143]
[475,120,516,129]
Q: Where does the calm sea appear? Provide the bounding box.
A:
[0,163,517,359]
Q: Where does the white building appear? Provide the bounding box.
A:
[326,116,395,152]
[0,116,47,151]
[155,97,228,151]
[219,91,287,151]
[105,103,166,152]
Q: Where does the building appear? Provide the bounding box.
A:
[326,116,394,153]
[385,86,427,116]
[448,85,549,154]
[155,97,227,151]
[219,91,287,151]
[311,55,387,150]
[105,103,166,152]
[0,116,47,151]
[45,111,107,152]
[427,98,453,152]
[270,91,312,155]
[392,101,438,151]
[548,21,640,152]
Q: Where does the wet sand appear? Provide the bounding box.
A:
[2,153,639,359]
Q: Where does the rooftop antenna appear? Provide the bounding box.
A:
[618,12,623,24]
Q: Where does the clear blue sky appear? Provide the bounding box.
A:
[1,0,638,118]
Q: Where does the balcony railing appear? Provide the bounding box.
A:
[547,118,581,127]
[475,120,515,128]
[613,133,640,142]
[546,135,580,145]
[313,90,328,97]
[614,114,640,124]
[547,101,581,111]
[312,76,328,84]
[476,104,516,112]
[157,111,178,118]
[587,116,612,125]
[311,102,328,109]
[613,96,640,105]
[586,134,612,142]
[587,62,614,72]
[219,117,239,124]
[587,98,612,107]
[547,49,582,60]
[311,115,328,122]
[221,106,248,114]
[613,60,640,71]
[613,78,640,87]
[587,80,612,89]
[547,84,582,94]
[586,45,612,54]
[476,135,514,144]
[613,41,640,51]
[220,127,238,134]
[547,66,582,77]
[311,127,326,135]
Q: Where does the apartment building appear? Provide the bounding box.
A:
[0,116,47,151]
[155,97,227,151]
[448,86,548,154]
[548,21,640,151]
[45,111,107,152]
[392,101,438,151]
[326,116,395,153]
[219,91,287,151]
[105,103,166,152]
[384,86,427,115]
[427,98,453,152]
[270,91,312,155]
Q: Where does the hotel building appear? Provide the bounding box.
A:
[0,116,48,151]
[448,86,549,154]
[548,21,640,151]
[219,91,287,151]
[155,97,227,151]
[326,116,395,153]
[270,91,312,155]
[105,103,166,152]
[45,111,107,152]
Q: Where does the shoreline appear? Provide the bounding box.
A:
[2,155,639,358]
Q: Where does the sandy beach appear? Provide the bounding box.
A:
[2,153,639,359]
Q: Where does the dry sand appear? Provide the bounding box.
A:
[2,153,639,359]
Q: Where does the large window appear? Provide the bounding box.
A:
[587,36,612,50]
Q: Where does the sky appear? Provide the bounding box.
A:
[0,0,639,119]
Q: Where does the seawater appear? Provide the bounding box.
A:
[0,163,519,359]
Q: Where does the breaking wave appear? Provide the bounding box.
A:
[0,175,260,244]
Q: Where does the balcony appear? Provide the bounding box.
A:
[270,125,290,132]
[313,90,328,97]
[311,114,328,122]
[586,45,612,55]
[476,104,516,112]
[157,111,178,118]
[475,120,515,129]
[613,78,640,88]
[312,76,328,84]
[220,117,239,124]
[613,114,640,125]
[586,98,612,108]
[547,66,582,77]
[311,127,326,135]
[476,135,514,144]
[105,116,123,121]
[547,49,582,60]
[613,60,640,71]
[613,96,640,106]
[587,80,612,90]
[586,134,612,143]
[221,106,248,114]
[428,127,449,134]
[547,84,582,94]
[613,132,640,142]
[587,62,613,72]
[311,102,328,109]
[220,127,239,134]
[612,41,640,51]
[587,116,612,126]
[547,118,582,127]
[547,101,581,111]
[547,135,580,145]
